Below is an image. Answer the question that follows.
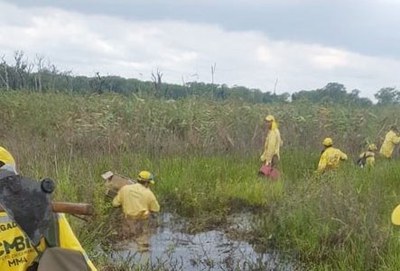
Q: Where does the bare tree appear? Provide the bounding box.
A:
[61,70,73,92]
[211,63,216,85]
[151,68,163,97]
[13,50,28,89]
[49,63,59,90]
[89,72,105,94]
[35,54,45,92]
[211,63,216,97]
[273,78,278,95]
[0,55,9,90]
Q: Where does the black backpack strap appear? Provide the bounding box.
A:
[357,152,367,166]
[29,213,60,269]
[44,213,60,247]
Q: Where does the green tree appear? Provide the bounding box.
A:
[374,87,400,105]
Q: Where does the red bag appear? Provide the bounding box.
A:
[259,164,280,180]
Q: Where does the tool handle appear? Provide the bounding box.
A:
[0,202,94,216]
[51,202,94,216]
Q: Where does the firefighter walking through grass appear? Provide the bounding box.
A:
[317,138,348,174]
[380,126,400,159]
[260,115,282,167]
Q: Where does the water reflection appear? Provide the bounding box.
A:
[111,213,298,271]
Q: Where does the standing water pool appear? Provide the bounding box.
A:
[110,213,300,271]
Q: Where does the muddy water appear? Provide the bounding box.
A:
[111,213,298,271]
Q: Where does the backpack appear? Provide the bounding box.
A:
[357,152,373,168]
[28,214,91,271]
[37,247,90,271]
[0,172,91,271]
[357,153,367,167]
[259,164,280,180]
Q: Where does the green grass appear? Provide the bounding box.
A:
[1,91,400,270]
[19,151,400,271]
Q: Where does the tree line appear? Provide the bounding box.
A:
[1,51,399,106]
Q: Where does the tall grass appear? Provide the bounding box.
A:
[256,153,400,271]
[1,91,400,270]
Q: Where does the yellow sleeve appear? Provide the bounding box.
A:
[149,197,160,213]
[340,150,348,160]
[58,214,97,271]
[261,131,279,164]
[366,156,375,167]
[145,190,160,213]
[317,152,327,172]
[112,190,122,207]
[392,134,400,144]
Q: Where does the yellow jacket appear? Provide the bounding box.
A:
[317,147,348,173]
[113,183,160,220]
[260,129,282,164]
[0,147,16,173]
[379,130,400,158]
[0,212,97,271]
[358,151,375,167]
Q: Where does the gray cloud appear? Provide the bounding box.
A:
[0,1,399,100]
[4,0,400,59]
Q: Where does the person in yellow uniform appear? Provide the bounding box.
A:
[113,170,160,252]
[380,126,400,159]
[260,115,283,167]
[357,144,378,168]
[317,137,348,174]
[0,213,97,271]
[0,147,97,271]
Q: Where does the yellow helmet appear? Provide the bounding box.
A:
[138,171,155,184]
[368,144,377,151]
[0,147,15,166]
[322,137,333,147]
[392,204,400,225]
[265,115,275,122]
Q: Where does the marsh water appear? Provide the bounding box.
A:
[110,213,299,271]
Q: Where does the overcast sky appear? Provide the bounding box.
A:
[1,0,400,99]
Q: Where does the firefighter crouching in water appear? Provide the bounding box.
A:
[0,146,97,271]
[317,137,348,174]
[112,170,160,252]
[380,126,400,159]
[260,115,283,168]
